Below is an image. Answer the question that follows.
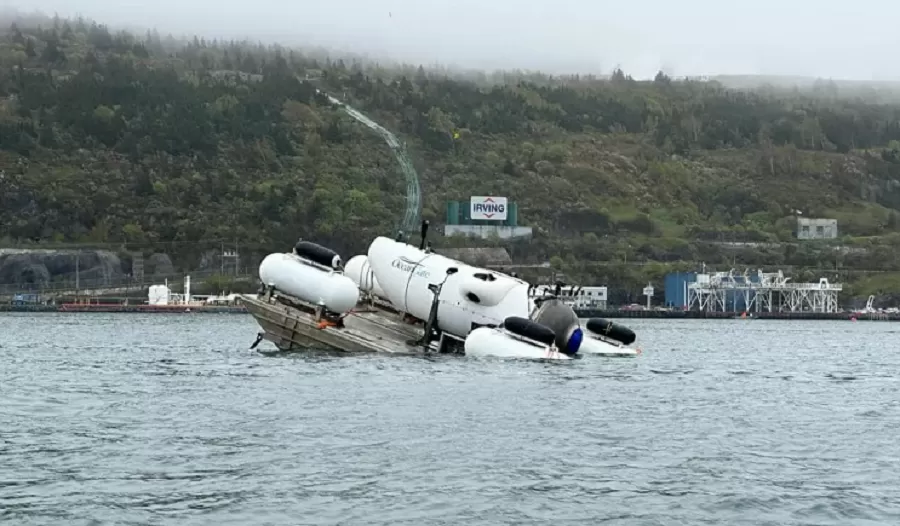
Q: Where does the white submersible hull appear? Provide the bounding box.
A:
[364,236,586,359]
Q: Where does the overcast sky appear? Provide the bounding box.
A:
[3,0,900,80]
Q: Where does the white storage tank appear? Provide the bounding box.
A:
[148,285,171,305]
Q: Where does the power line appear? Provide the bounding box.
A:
[316,87,421,235]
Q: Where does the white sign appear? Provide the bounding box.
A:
[642,285,654,297]
[470,196,508,221]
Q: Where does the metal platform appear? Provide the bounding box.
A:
[242,293,425,353]
[686,269,842,314]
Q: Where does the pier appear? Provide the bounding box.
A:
[3,303,893,321]
[0,303,248,313]
[573,309,896,321]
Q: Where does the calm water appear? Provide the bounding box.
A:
[2,313,899,525]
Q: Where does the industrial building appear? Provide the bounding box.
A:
[665,269,842,313]
[443,196,533,239]
[531,285,608,310]
[796,218,838,239]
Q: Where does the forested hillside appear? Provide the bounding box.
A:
[5,14,900,300]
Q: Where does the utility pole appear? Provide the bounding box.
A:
[75,252,80,292]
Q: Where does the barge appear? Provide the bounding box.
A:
[243,289,426,354]
[243,227,641,359]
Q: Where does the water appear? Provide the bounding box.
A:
[2,314,899,525]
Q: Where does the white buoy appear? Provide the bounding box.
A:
[344,254,388,300]
[259,252,359,314]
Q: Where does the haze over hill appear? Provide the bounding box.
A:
[6,0,900,81]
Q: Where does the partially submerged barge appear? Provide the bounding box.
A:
[244,290,426,354]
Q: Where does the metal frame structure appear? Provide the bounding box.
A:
[686,269,842,313]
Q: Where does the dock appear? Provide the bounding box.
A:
[0,304,248,313]
[2,301,894,321]
[242,293,426,353]
[574,309,899,321]
[0,274,250,313]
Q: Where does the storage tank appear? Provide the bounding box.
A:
[506,202,518,227]
[461,202,472,223]
[664,272,696,308]
[446,201,460,225]
[148,285,171,306]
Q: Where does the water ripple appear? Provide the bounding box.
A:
[2,314,900,525]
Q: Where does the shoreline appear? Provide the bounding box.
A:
[0,304,249,314]
[0,304,892,320]
[574,309,894,321]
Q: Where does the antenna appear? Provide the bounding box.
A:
[419,220,429,250]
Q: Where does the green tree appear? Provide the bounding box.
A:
[4,11,900,297]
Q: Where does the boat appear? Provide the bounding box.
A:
[244,222,640,361]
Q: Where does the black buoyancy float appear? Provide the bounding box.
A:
[293,240,342,269]
[502,316,557,347]
[585,318,636,345]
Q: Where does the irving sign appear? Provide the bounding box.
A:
[470,196,508,221]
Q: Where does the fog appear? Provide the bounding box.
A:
[3,0,900,81]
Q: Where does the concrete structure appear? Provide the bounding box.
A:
[443,198,533,240]
[438,248,512,267]
[665,269,842,313]
[532,285,608,310]
[443,225,534,239]
[148,284,171,306]
[796,218,838,239]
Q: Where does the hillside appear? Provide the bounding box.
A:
[5,15,900,302]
